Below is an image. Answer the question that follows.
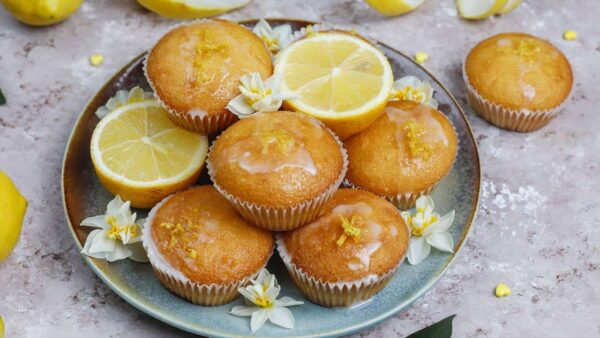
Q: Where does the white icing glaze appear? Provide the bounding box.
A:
[522,83,536,100]
[386,104,449,147]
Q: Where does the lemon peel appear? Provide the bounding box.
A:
[136,0,251,20]
[0,170,27,262]
[364,0,427,16]
[495,283,511,297]
[0,0,83,26]
[457,0,508,20]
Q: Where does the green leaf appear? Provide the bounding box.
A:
[0,89,5,105]
[407,314,456,338]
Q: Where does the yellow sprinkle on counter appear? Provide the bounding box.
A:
[415,52,429,65]
[90,54,104,66]
[495,283,511,298]
[563,30,577,41]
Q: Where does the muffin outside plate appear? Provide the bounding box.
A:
[145,19,273,134]
[207,111,347,231]
[344,100,458,210]
[277,188,409,307]
[142,185,273,306]
[463,32,573,132]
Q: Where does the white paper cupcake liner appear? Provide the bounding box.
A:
[343,179,436,211]
[142,193,270,306]
[275,235,404,307]
[207,121,348,231]
[462,56,571,132]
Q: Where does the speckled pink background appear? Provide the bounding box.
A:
[0,0,599,337]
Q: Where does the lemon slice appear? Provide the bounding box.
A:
[457,0,508,19]
[0,0,83,26]
[136,0,250,19]
[497,0,521,15]
[364,0,427,16]
[91,100,208,208]
[0,171,27,261]
[275,31,393,139]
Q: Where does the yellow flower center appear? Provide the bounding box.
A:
[336,215,363,247]
[246,87,273,106]
[255,294,273,308]
[406,210,438,237]
[391,86,426,103]
[404,121,433,159]
[260,129,296,155]
[105,216,139,241]
[260,34,278,51]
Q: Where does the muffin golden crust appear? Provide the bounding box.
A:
[145,19,273,132]
[465,32,572,112]
[149,186,273,285]
[281,188,409,283]
[345,100,457,199]
[209,111,345,208]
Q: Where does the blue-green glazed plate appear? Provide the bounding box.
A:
[61,19,480,338]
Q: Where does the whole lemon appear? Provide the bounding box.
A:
[0,171,27,262]
[0,0,83,26]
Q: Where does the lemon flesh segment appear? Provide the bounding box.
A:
[497,0,521,15]
[457,0,508,19]
[0,0,83,26]
[0,171,28,262]
[364,0,427,16]
[136,0,250,19]
[276,33,393,139]
[91,101,208,208]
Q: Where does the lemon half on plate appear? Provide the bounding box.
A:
[364,0,427,16]
[275,31,393,139]
[457,0,508,19]
[90,100,208,208]
[136,0,251,19]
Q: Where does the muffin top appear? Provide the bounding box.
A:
[146,19,273,117]
[345,100,457,195]
[282,188,409,283]
[465,32,572,111]
[209,111,345,207]
[149,185,273,285]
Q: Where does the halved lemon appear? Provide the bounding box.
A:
[457,0,508,20]
[275,31,393,139]
[497,0,521,15]
[364,0,427,16]
[136,0,250,19]
[91,100,208,208]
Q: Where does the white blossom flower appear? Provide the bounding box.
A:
[389,76,438,109]
[81,195,148,262]
[401,195,455,265]
[253,18,293,53]
[230,269,303,332]
[227,72,295,118]
[95,86,153,119]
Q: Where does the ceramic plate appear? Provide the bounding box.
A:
[61,19,480,338]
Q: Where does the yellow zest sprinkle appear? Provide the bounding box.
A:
[260,129,296,155]
[514,39,540,61]
[187,248,197,259]
[404,121,433,159]
[415,52,429,65]
[406,213,438,237]
[89,54,104,66]
[563,30,577,41]
[495,283,511,298]
[193,32,228,85]
[105,216,139,241]
[336,215,363,247]
[390,86,425,103]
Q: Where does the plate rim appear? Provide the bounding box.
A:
[61,18,481,338]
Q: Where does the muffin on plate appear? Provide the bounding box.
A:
[142,185,273,306]
[277,188,409,307]
[145,19,273,134]
[344,100,458,210]
[463,32,573,132]
[207,111,347,231]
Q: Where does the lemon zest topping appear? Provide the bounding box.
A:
[404,121,433,159]
[495,283,511,297]
[336,215,363,247]
[563,30,577,41]
[405,211,438,237]
[415,52,429,65]
[193,31,229,85]
[105,216,139,241]
[260,129,296,155]
[187,248,197,259]
[514,39,540,61]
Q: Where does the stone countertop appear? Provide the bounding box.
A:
[1,0,599,337]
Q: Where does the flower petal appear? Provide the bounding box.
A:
[238,286,259,304]
[275,296,304,307]
[103,244,132,262]
[416,195,434,211]
[268,306,295,329]
[81,229,105,257]
[88,230,116,254]
[106,195,125,215]
[407,236,431,265]
[400,211,411,224]
[80,215,109,229]
[227,94,255,118]
[424,210,455,235]
[264,285,281,302]
[127,242,149,262]
[426,231,454,253]
[230,305,259,317]
[250,309,269,332]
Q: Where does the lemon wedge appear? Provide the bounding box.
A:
[0,315,4,338]
[497,0,521,15]
[91,100,208,208]
[364,0,427,16]
[275,31,393,139]
[0,0,82,26]
[136,0,250,19]
[0,171,27,262]
[457,0,508,20]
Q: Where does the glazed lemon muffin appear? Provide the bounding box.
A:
[207,111,347,231]
[277,188,409,307]
[464,32,573,132]
[145,19,273,134]
[143,185,273,306]
[344,100,458,210]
